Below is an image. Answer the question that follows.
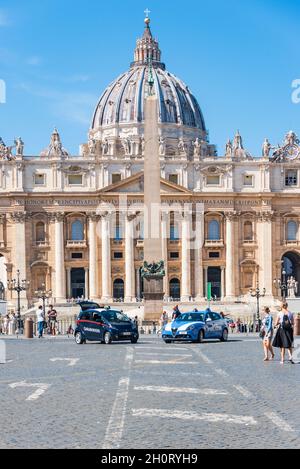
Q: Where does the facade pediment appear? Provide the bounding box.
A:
[101,172,192,194]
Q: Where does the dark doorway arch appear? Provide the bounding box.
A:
[113,279,124,301]
[170,278,181,300]
[282,251,300,297]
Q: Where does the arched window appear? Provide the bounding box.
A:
[113,279,124,300]
[208,220,220,240]
[287,221,298,241]
[244,221,253,241]
[71,220,84,241]
[36,222,46,242]
[169,278,181,300]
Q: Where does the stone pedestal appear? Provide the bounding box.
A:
[143,276,164,321]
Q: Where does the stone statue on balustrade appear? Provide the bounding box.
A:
[287,276,298,298]
[225,139,233,158]
[14,137,24,157]
[262,138,272,159]
[178,137,187,156]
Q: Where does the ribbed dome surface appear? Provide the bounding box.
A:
[91,19,206,133]
[91,66,206,131]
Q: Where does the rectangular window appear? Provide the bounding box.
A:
[168,174,178,185]
[68,174,83,185]
[243,175,254,187]
[285,170,298,187]
[170,252,179,259]
[34,174,46,186]
[113,252,123,259]
[114,226,123,241]
[71,252,83,259]
[206,175,220,186]
[209,252,220,258]
[112,173,122,184]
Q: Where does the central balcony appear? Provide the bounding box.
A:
[66,240,87,249]
[205,239,224,247]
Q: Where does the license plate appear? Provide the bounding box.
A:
[122,332,131,336]
[179,332,187,335]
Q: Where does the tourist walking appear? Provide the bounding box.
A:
[260,307,275,361]
[36,305,45,339]
[273,302,294,364]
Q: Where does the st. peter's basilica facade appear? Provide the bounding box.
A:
[1,17,300,308]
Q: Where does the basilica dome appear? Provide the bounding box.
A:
[91,19,207,137]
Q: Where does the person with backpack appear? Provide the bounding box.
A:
[273,302,295,364]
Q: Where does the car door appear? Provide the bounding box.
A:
[211,312,223,338]
[78,312,94,341]
[204,312,215,338]
[90,312,105,342]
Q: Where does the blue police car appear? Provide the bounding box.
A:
[74,302,139,345]
[162,309,228,344]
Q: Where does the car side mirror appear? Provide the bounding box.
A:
[206,317,212,322]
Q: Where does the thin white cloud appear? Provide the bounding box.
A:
[26,56,42,66]
[17,82,97,126]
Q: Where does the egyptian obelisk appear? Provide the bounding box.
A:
[142,58,165,321]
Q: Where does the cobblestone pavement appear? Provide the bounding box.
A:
[0,334,299,449]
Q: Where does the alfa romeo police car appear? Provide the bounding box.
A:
[74,302,139,345]
[162,309,228,343]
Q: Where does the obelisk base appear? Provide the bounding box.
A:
[143,276,164,321]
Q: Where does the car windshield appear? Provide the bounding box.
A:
[176,313,205,322]
[102,310,132,323]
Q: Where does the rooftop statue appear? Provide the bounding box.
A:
[40,128,70,158]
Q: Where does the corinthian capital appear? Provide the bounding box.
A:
[224,211,237,221]
[10,212,26,223]
[48,212,65,223]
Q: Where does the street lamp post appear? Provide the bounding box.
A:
[273,268,287,301]
[249,283,266,332]
[35,283,52,317]
[7,270,30,334]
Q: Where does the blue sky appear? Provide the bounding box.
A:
[0,0,299,156]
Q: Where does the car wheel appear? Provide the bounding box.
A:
[198,330,205,343]
[103,332,112,345]
[75,332,84,345]
[220,328,229,342]
[131,337,138,344]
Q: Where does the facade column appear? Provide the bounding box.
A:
[258,212,273,296]
[88,214,98,299]
[12,212,27,304]
[85,268,89,299]
[101,215,112,302]
[161,212,169,298]
[204,266,208,297]
[136,268,141,300]
[195,211,204,301]
[181,215,191,302]
[124,215,135,302]
[221,266,225,300]
[54,213,66,302]
[66,268,71,299]
[225,213,235,299]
